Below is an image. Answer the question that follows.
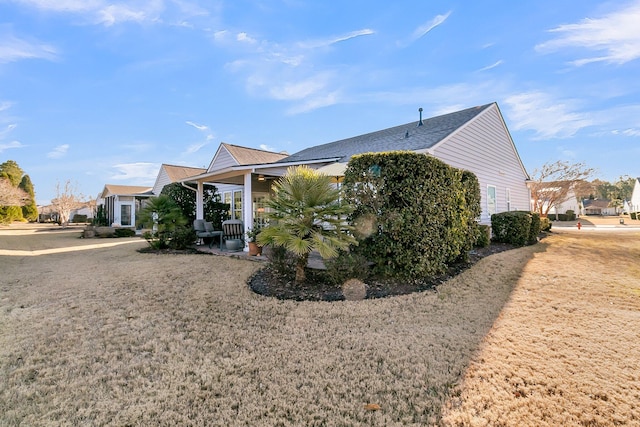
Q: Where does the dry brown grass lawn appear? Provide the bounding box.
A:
[1,224,639,426]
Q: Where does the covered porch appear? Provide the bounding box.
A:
[182,160,345,251]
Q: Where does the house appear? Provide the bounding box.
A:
[97,184,153,228]
[629,178,640,214]
[183,102,531,246]
[582,198,619,216]
[182,143,289,224]
[152,164,206,196]
[69,204,95,222]
[533,182,583,217]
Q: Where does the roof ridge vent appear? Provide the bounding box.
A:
[417,107,424,126]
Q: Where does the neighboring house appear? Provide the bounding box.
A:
[534,183,583,217]
[37,205,57,223]
[582,199,618,216]
[629,178,640,213]
[183,103,531,245]
[69,205,94,222]
[97,184,153,227]
[152,164,206,196]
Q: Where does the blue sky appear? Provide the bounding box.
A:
[1,0,639,204]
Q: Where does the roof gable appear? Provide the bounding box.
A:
[280,104,493,163]
[208,143,288,172]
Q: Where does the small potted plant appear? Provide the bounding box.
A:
[246,225,263,256]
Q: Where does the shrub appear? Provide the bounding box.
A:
[565,210,576,221]
[491,211,534,247]
[114,228,135,237]
[264,245,296,280]
[547,214,557,221]
[168,226,196,250]
[475,224,491,248]
[631,212,637,220]
[72,214,88,223]
[540,217,552,232]
[343,151,481,279]
[324,250,371,286]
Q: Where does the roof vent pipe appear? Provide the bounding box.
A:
[418,107,424,126]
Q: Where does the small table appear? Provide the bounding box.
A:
[208,231,223,249]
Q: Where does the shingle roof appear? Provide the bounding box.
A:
[279,103,493,163]
[583,199,611,209]
[162,164,206,181]
[101,184,153,198]
[223,143,289,165]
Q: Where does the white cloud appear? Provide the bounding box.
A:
[286,91,341,115]
[0,32,57,63]
[186,120,209,131]
[477,60,504,72]
[47,144,70,159]
[186,120,214,142]
[110,162,159,182]
[268,75,330,101]
[297,29,375,49]
[407,11,451,44]
[183,141,209,154]
[0,141,23,153]
[612,128,640,137]
[536,1,640,65]
[0,101,12,112]
[503,91,593,138]
[259,144,275,152]
[11,0,167,27]
[237,32,257,44]
[98,4,153,26]
[0,123,17,139]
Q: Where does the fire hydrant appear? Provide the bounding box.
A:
[577,221,581,230]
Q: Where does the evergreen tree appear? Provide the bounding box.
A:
[0,160,24,187]
[19,175,38,221]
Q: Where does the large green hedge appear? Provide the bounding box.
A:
[491,211,541,246]
[342,151,481,279]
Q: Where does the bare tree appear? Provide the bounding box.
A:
[530,161,595,216]
[0,178,29,206]
[51,180,87,226]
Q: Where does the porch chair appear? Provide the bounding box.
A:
[221,219,245,251]
[193,219,217,246]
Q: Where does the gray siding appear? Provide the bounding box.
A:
[209,147,237,172]
[152,168,171,195]
[432,105,530,223]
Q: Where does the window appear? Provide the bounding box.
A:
[120,204,132,226]
[487,185,497,217]
[506,188,511,212]
[223,190,243,220]
[253,193,269,228]
[233,190,243,220]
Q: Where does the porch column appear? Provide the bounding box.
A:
[196,181,204,220]
[243,172,253,251]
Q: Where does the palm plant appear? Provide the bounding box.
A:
[258,166,356,284]
[137,196,188,249]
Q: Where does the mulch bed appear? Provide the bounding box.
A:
[249,243,515,301]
